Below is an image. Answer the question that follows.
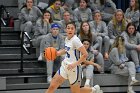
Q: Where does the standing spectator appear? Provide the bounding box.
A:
[47,0,65,21]
[90,10,110,59]
[19,0,42,45]
[109,36,139,93]
[39,23,65,83]
[122,23,140,73]
[125,0,139,29]
[82,39,104,87]
[108,9,127,44]
[32,10,53,59]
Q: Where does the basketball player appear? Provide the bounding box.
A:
[45,22,103,93]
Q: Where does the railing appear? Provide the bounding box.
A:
[0,5,10,44]
[18,31,32,73]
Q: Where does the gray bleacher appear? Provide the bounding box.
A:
[0,0,140,93]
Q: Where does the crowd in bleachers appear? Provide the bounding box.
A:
[18,0,140,92]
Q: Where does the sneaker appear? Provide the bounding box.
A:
[136,66,140,73]
[93,85,103,93]
[38,54,43,61]
[47,76,52,83]
[100,90,103,93]
[127,86,135,93]
[127,90,135,93]
[130,79,139,86]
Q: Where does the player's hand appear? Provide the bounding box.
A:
[46,59,52,62]
[67,62,77,71]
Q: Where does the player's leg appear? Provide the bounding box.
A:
[45,73,65,93]
[70,84,81,93]
[69,65,82,93]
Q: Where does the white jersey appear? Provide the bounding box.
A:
[58,35,83,84]
[63,35,83,65]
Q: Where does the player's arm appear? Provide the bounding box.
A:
[83,59,94,65]
[76,46,88,65]
[57,49,66,56]
[67,45,88,71]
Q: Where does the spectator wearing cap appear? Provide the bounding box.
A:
[38,23,65,83]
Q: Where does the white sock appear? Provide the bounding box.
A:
[85,79,90,86]
[131,77,136,81]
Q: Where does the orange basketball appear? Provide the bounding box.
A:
[44,47,57,61]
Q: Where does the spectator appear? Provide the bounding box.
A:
[62,0,75,16]
[90,10,110,59]
[47,0,65,21]
[73,0,93,30]
[89,0,116,23]
[108,9,127,44]
[81,39,104,87]
[19,0,42,45]
[78,21,99,51]
[122,23,140,73]
[39,23,65,83]
[32,10,53,58]
[125,0,139,29]
[56,11,72,37]
[18,0,38,10]
[78,21,104,72]
[109,36,139,93]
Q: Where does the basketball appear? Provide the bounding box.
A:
[44,47,57,61]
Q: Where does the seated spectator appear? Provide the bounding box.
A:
[47,0,65,21]
[122,23,140,73]
[19,0,42,46]
[89,0,116,23]
[18,0,38,10]
[108,9,128,44]
[32,10,53,58]
[56,11,72,37]
[125,0,139,29]
[73,0,93,30]
[38,23,65,83]
[109,36,139,93]
[78,22,104,72]
[81,39,104,87]
[62,0,75,16]
[78,21,99,51]
[90,10,110,60]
